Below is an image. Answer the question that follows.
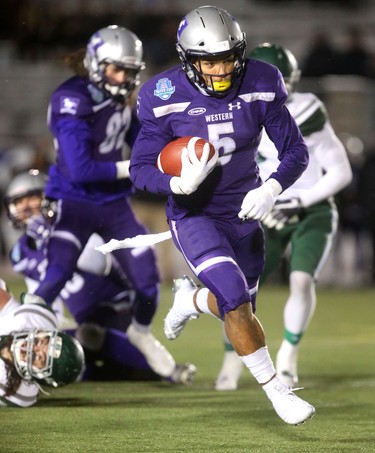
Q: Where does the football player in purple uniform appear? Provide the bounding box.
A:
[21,25,188,381]
[130,6,315,425]
[4,169,196,384]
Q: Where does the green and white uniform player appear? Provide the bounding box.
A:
[0,280,83,407]
[0,286,57,407]
[215,43,353,390]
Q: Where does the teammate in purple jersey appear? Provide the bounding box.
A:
[130,6,315,425]
[4,169,196,384]
[22,25,188,380]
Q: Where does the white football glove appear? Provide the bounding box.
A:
[262,197,304,230]
[238,178,282,222]
[261,211,288,231]
[115,160,130,179]
[170,138,218,195]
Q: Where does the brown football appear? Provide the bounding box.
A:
[157,136,216,177]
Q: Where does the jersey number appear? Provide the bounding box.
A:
[207,122,236,166]
[99,109,131,154]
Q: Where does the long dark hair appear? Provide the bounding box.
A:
[0,336,22,396]
[64,48,88,77]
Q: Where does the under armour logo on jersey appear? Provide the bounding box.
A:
[60,97,80,115]
[228,102,241,111]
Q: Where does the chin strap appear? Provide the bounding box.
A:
[35,382,50,396]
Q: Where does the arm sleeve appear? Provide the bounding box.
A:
[299,122,353,207]
[129,90,174,195]
[54,117,117,183]
[263,72,309,192]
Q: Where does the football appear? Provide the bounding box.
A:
[157,136,216,177]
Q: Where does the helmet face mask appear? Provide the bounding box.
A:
[4,170,47,230]
[248,43,301,93]
[84,25,145,103]
[11,330,85,388]
[176,6,247,97]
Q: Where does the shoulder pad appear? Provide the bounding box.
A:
[50,77,94,118]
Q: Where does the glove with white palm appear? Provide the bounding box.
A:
[238,179,282,222]
[262,197,304,230]
[170,140,218,195]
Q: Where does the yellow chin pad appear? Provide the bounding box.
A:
[212,80,231,92]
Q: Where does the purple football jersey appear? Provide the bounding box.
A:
[130,59,308,220]
[47,76,139,203]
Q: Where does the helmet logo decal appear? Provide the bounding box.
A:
[177,18,188,40]
[59,97,80,115]
[87,32,104,55]
[154,78,175,101]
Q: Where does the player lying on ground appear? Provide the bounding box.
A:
[0,279,84,407]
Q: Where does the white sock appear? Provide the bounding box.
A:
[285,271,316,335]
[240,346,276,384]
[130,319,150,334]
[195,288,216,316]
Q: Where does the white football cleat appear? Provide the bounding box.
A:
[170,362,197,385]
[265,379,315,425]
[164,275,199,340]
[215,351,244,391]
[127,324,176,377]
[276,341,299,388]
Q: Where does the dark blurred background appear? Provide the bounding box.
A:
[1,0,375,286]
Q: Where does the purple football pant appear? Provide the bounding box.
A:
[169,215,265,318]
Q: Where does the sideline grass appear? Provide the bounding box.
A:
[1,280,375,452]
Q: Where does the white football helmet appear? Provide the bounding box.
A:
[4,169,46,229]
[176,6,246,97]
[84,25,145,103]
[10,329,85,388]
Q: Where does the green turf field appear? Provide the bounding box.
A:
[1,279,375,453]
